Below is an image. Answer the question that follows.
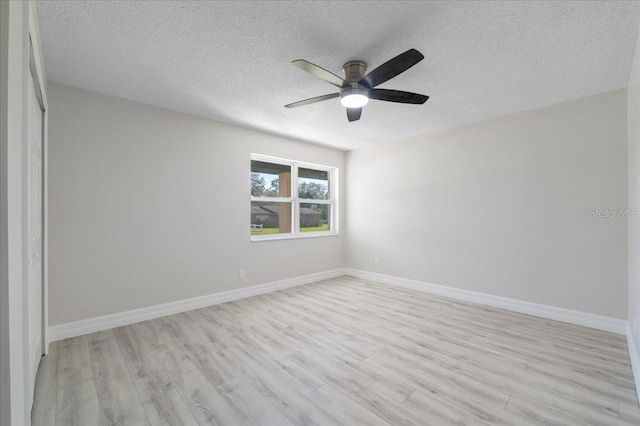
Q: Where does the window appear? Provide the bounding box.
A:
[250,154,338,240]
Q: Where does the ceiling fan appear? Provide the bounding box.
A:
[285,48,429,122]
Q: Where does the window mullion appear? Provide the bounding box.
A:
[251,196,293,203]
[292,163,299,234]
[330,168,336,232]
[298,199,332,204]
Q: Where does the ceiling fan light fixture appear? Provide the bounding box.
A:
[286,49,427,121]
[340,88,369,108]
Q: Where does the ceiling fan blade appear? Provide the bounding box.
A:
[347,107,362,122]
[292,60,345,88]
[360,49,424,88]
[285,93,340,108]
[369,89,429,104]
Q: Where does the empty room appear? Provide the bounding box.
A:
[4,0,640,425]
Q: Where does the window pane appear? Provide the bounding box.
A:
[300,203,330,232]
[251,161,291,197]
[298,168,329,200]
[251,202,293,235]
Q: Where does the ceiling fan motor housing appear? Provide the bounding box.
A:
[341,60,369,100]
[342,60,367,82]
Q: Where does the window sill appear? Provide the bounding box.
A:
[250,231,339,242]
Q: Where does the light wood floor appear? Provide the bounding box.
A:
[32,276,640,425]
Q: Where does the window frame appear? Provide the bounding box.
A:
[250,153,339,241]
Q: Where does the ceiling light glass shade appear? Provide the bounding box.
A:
[340,87,369,108]
[341,94,369,108]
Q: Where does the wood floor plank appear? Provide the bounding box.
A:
[86,329,116,343]
[526,353,633,390]
[209,304,245,324]
[97,381,149,426]
[442,356,621,419]
[288,348,446,426]
[505,396,587,426]
[184,349,232,387]
[546,321,627,344]
[230,296,269,317]
[160,313,214,356]
[32,405,56,426]
[184,306,224,329]
[90,335,133,392]
[289,286,414,337]
[58,335,92,375]
[429,313,538,346]
[56,367,100,426]
[405,390,513,426]
[32,341,59,425]
[365,352,510,409]
[56,397,101,426]
[258,310,376,361]
[403,329,529,368]
[186,318,236,352]
[132,319,174,351]
[524,358,638,403]
[217,377,292,426]
[133,370,199,426]
[506,394,631,426]
[307,384,392,426]
[113,325,163,380]
[159,318,231,387]
[227,344,340,425]
[257,293,346,334]
[244,319,305,356]
[618,399,640,424]
[149,338,199,383]
[174,371,247,426]
[230,333,325,394]
[615,364,635,380]
[538,336,630,362]
[306,347,416,402]
[364,353,529,425]
[254,317,357,361]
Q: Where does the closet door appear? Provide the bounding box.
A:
[27,70,44,401]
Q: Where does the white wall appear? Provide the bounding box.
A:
[628,25,640,380]
[47,82,345,326]
[346,90,628,319]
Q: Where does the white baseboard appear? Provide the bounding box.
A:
[627,324,640,404]
[51,266,628,340]
[344,268,627,335]
[49,266,637,400]
[49,268,346,341]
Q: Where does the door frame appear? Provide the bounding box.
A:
[1,1,48,423]
[21,0,48,414]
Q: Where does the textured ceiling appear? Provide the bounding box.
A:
[37,1,640,151]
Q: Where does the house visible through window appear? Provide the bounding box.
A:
[250,154,337,239]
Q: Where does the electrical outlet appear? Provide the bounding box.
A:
[239,269,245,279]
[374,257,379,265]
